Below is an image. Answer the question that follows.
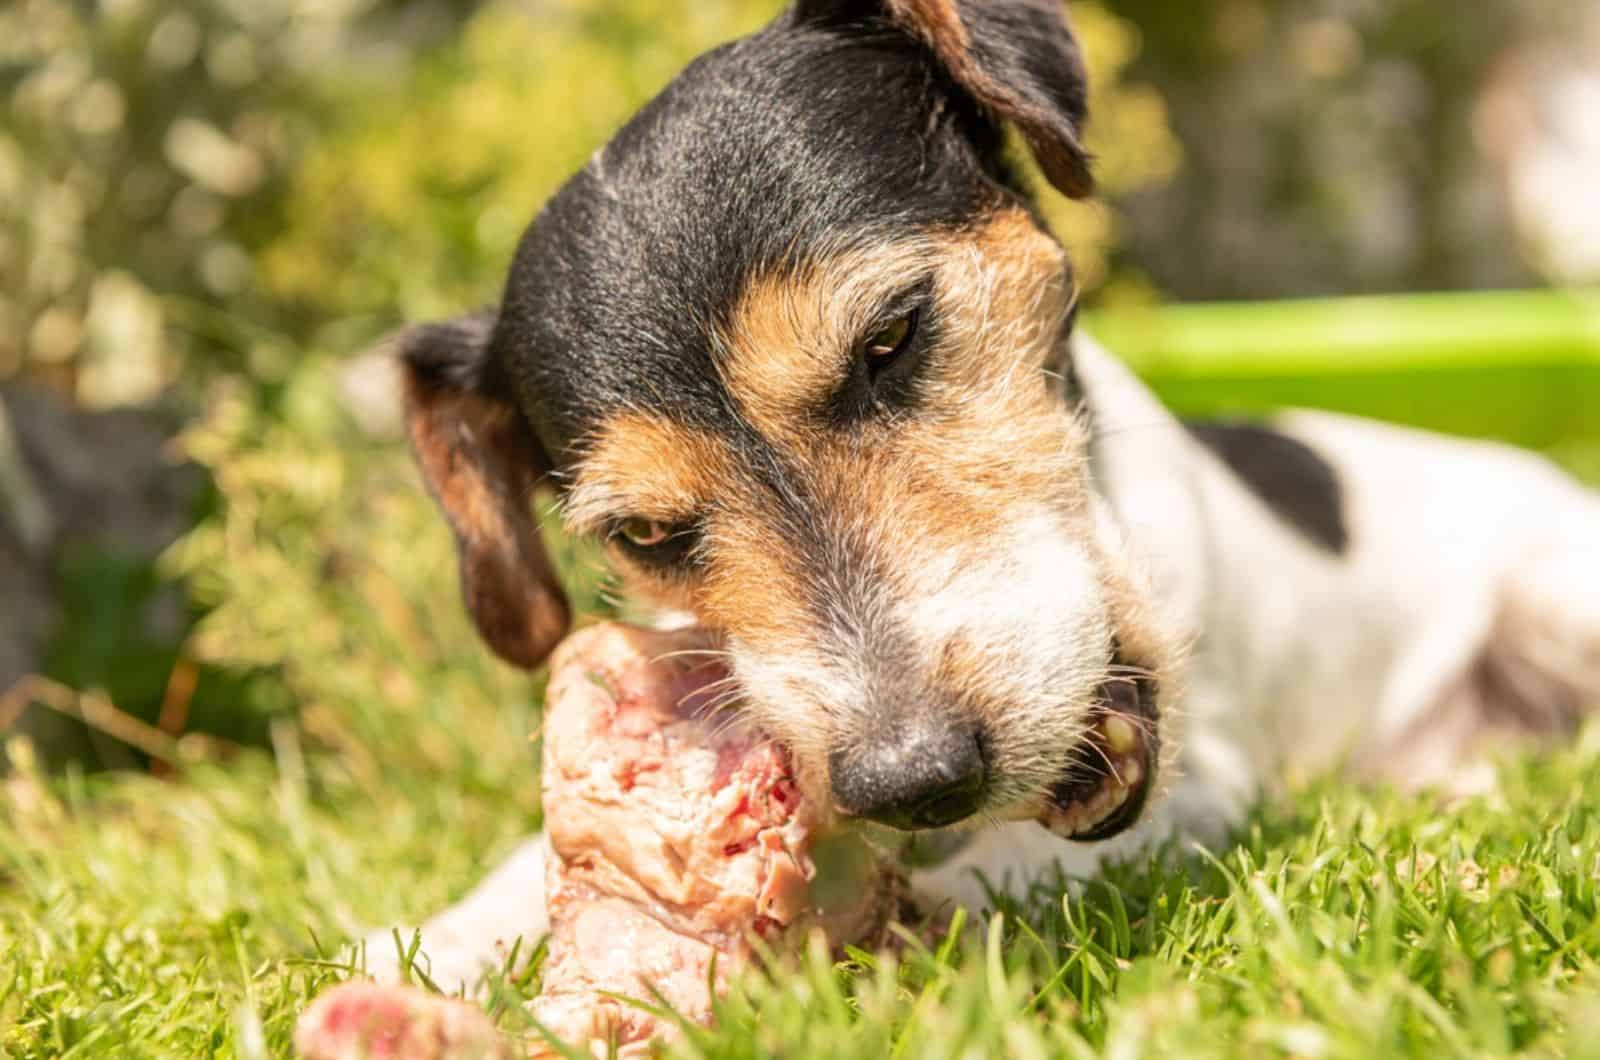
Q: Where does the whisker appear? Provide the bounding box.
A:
[677,677,742,714]
[1100,666,1164,682]
[703,702,756,743]
[1102,670,1161,689]
[648,647,734,665]
[683,673,741,693]
[703,686,746,711]
[1078,737,1121,782]
[690,683,746,715]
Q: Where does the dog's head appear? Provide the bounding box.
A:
[398,0,1171,838]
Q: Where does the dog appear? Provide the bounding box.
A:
[365,0,1600,992]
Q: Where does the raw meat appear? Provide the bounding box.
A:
[295,981,509,1060]
[296,623,896,1060]
[532,623,895,1055]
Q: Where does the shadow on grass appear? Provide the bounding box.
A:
[23,538,294,770]
[2,387,292,772]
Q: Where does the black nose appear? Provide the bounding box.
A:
[828,723,986,830]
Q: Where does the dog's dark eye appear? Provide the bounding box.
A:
[859,309,919,378]
[617,517,671,549]
[829,286,932,420]
[609,517,698,568]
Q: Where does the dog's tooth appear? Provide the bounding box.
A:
[1120,758,1143,788]
[1102,715,1138,755]
[1084,784,1122,829]
[1042,750,1149,838]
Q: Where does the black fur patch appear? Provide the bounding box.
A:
[1187,420,1349,555]
[493,22,1011,467]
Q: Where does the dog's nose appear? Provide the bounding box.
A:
[828,723,986,830]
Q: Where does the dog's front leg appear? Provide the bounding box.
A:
[358,833,550,997]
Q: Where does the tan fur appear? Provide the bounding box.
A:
[564,413,736,535]
[403,375,569,669]
[886,0,972,82]
[712,238,939,444]
[713,208,1082,547]
[705,206,1083,582]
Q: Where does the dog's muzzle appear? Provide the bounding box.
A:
[1038,668,1160,841]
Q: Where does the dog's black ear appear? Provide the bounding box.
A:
[397,310,570,669]
[792,0,1093,197]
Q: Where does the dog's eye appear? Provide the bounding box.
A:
[830,288,931,419]
[609,517,699,569]
[859,309,919,376]
[616,517,671,549]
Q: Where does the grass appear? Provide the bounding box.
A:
[2,363,1598,1059]
[4,717,1600,1058]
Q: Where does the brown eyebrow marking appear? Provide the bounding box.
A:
[563,411,735,534]
[712,238,938,441]
[711,207,1073,442]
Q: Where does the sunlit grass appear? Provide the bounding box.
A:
[2,371,1597,1058]
[4,719,1599,1058]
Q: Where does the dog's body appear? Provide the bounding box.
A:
[366,0,1600,992]
[371,334,1600,989]
[924,335,1600,911]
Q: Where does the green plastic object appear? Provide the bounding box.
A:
[1088,288,1600,447]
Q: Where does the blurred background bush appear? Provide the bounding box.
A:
[1,0,1597,768]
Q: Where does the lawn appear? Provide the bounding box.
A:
[8,0,1600,1052]
[1,357,1598,1060]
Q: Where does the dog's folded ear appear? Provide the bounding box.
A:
[792,0,1094,198]
[396,310,570,669]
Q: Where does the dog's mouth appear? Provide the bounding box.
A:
[1037,666,1160,842]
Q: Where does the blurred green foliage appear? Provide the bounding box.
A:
[1,0,1180,399]
[265,0,771,326]
[160,354,612,771]
[262,0,1180,334]
[6,0,1588,401]
[1110,0,1586,298]
[0,0,474,405]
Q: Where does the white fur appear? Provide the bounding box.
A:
[896,506,1113,808]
